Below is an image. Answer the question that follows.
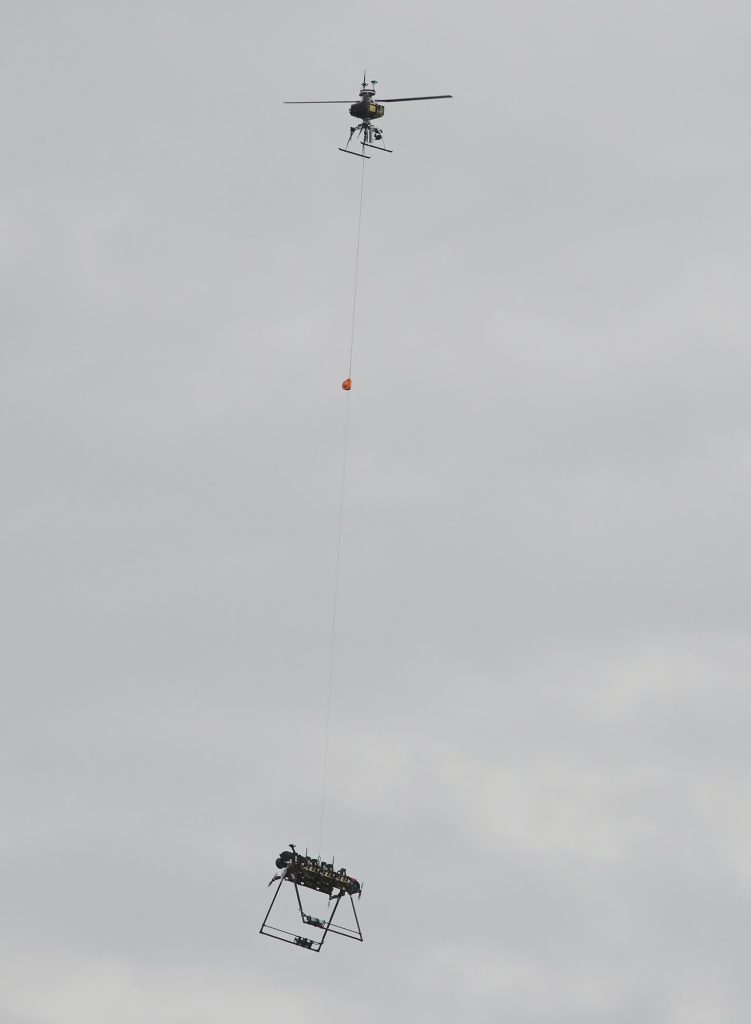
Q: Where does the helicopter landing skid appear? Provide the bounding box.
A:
[340,122,393,158]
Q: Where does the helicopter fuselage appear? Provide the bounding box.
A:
[349,90,384,121]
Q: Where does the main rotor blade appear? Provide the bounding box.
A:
[379,94,453,102]
[284,99,352,104]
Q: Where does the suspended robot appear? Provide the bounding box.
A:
[260,844,364,953]
[284,75,453,157]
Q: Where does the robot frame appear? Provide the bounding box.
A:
[260,844,364,953]
[284,75,453,158]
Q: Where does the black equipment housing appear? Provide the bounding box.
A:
[349,100,384,121]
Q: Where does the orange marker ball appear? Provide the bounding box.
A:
[342,378,352,391]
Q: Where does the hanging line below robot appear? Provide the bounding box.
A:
[319,160,367,853]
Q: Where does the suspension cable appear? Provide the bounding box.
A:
[318,160,366,853]
[348,158,366,378]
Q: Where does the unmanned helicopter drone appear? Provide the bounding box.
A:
[284,76,452,157]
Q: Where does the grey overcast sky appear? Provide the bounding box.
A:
[2,1,750,1021]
